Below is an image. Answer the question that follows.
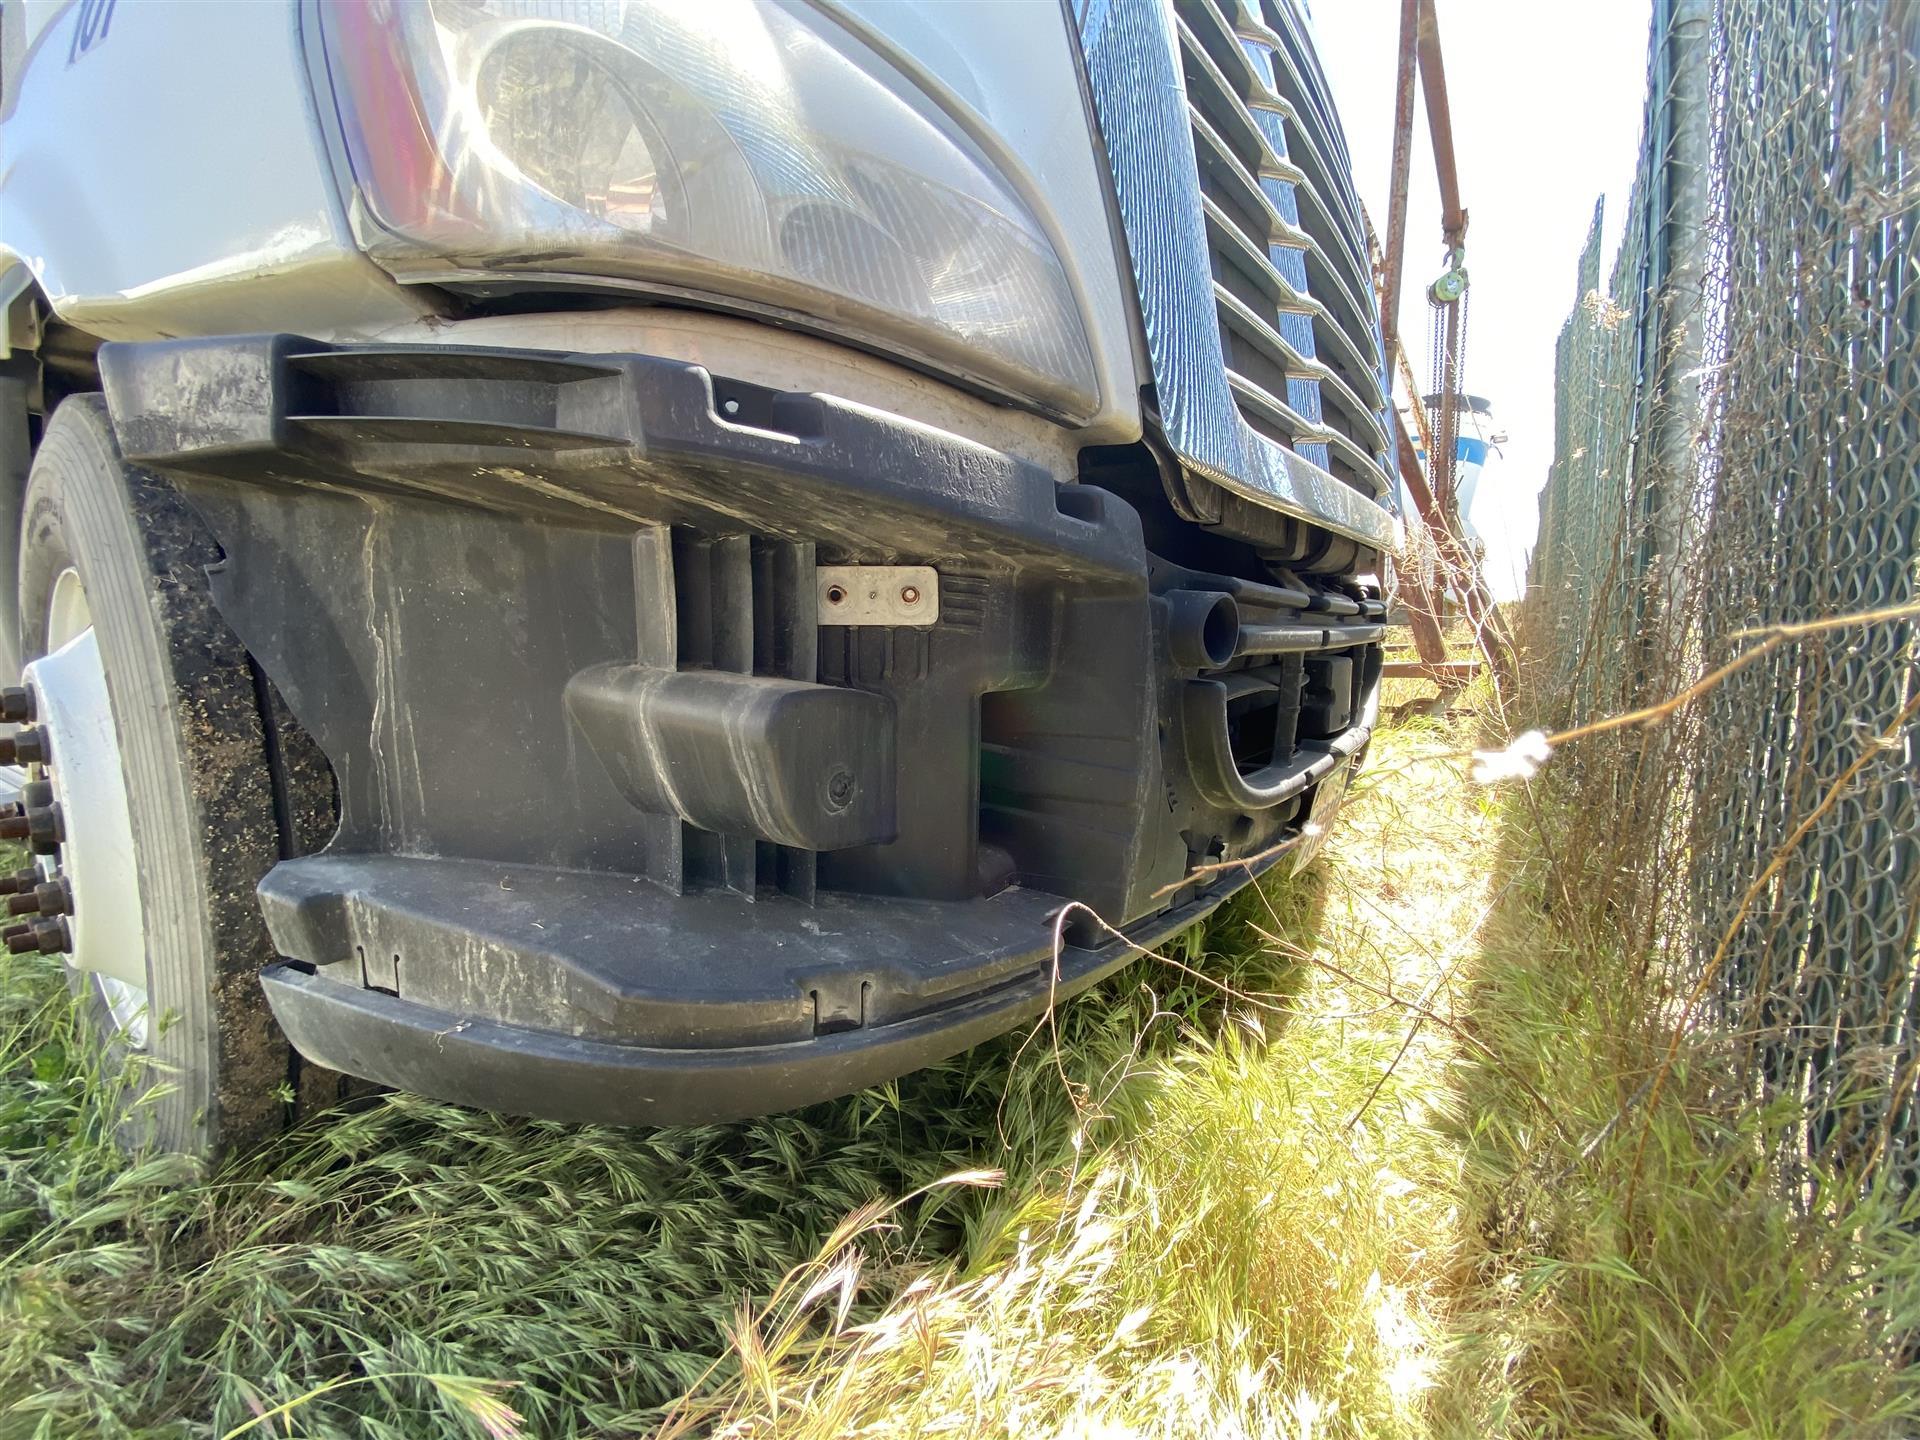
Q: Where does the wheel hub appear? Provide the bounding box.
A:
[6,568,150,1045]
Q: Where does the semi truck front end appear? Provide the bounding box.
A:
[0,0,1396,1155]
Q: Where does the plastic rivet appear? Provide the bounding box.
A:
[826,770,855,811]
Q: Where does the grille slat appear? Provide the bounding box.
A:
[1187,109,1315,260]
[1188,2,1379,344]
[1179,4,1376,308]
[1227,369,1324,443]
[1214,287,1389,458]
[1201,200,1310,318]
[1076,0,1397,546]
[1226,371,1369,485]
[1172,0,1391,499]
[1245,4,1368,227]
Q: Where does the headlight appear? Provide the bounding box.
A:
[316,0,1098,419]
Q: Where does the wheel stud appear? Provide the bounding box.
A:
[6,918,70,955]
[0,688,34,725]
[0,729,49,766]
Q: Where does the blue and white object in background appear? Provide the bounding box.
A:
[1401,394,1509,550]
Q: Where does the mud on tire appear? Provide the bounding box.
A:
[18,396,336,1159]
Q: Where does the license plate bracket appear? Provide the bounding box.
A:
[1291,757,1352,873]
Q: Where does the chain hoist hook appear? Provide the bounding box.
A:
[1429,246,1469,305]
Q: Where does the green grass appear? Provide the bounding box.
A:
[2,708,1916,1437]
[1436,817,1920,1437]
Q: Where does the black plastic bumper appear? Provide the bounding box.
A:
[258,858,1264,1127]
[97,335,1384,1125]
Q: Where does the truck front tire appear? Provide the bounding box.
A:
[17,397,335,1160]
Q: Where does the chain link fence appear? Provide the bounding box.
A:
[1529,0,1920,1192]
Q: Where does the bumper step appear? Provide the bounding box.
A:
[259,853,1266,1125]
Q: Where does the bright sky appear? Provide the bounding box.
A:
[1309,1,1654,599]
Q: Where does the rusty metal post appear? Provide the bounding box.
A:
[1392,411,1452,671]
[1416,0,1468,251]
[1380,0,1422,369]
[1372,0,1516,698]
[1378,0,1452,679]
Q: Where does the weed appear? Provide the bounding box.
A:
[2,708,1914,1437]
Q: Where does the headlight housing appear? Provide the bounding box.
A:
[315,0,1098,419]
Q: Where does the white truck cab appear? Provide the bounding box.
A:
[0,0,1395,1157]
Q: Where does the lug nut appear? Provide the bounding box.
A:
[21,781,51,810]
[0,688,34,725]
[29,806,61,852]
[0,805,58,850]
[0,728,49,766]
[6,918,70,955]
[33,878,71,916]
[6,877,70,918]
[0,867,38,896]
[21,803,62,855]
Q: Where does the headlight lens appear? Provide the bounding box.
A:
[317,0,1098,418]
[474,31,674,238]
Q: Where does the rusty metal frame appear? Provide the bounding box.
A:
[1375,0,1514,696]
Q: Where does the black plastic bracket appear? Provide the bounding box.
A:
[89,333,1386,1124]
